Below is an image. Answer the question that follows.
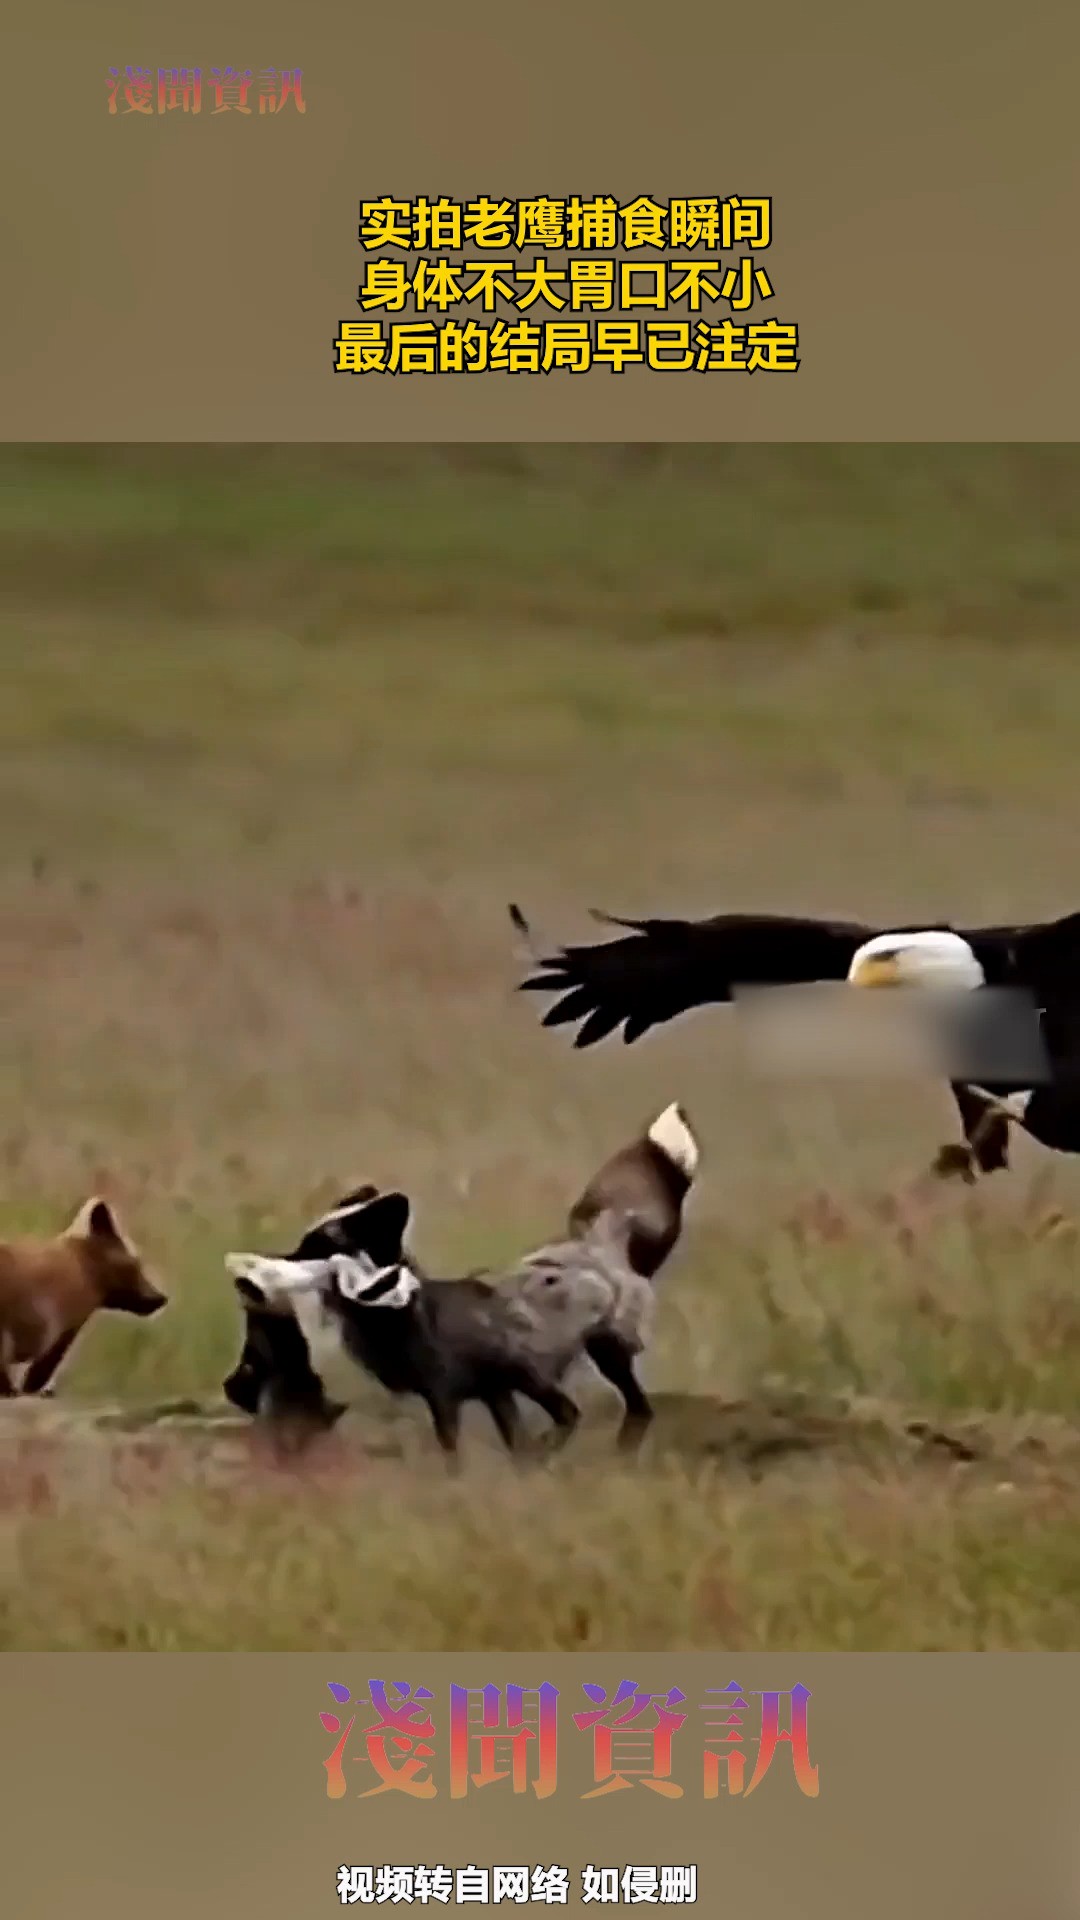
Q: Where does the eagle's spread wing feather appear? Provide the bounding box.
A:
[514,907,880,1048]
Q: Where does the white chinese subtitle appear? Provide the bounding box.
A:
[336,1864,698,1904]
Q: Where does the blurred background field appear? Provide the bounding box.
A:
[4,443,1080,1650]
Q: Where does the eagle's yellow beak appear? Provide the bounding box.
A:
[850,952,903,988]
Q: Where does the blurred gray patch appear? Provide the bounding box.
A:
[731,983,1051,1083]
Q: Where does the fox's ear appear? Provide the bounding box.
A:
[341,1191,411,1267]
[328,1183,380,1212]
[290,1185,385,1260]
[68,1196,126,1244]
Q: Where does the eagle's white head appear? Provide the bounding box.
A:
[847,929,986,993]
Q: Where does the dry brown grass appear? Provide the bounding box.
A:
[4,443,1080,1649]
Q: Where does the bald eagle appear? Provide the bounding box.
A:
[511,904,1080,1180]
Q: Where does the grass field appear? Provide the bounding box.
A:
[5,443,1080,1650]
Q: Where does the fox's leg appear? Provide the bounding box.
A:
[583,1333,654,1452]
[21,1329,79,1396]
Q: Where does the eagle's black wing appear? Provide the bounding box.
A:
[1037,996,1080,1078]
[513,906,880,1048]
[954,910,1080,989]
[958,913,1080,1077]
[1003,910,1080,1000]
[944,913,1080,1169]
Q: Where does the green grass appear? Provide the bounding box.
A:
[4,443,1080,1650]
